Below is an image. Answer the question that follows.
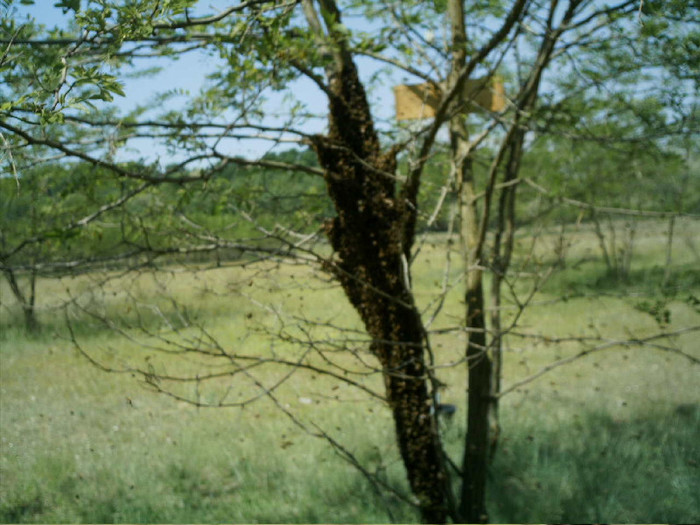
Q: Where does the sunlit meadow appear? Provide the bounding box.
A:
[2,220,698,523]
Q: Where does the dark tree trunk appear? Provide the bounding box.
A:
[311,58,451,523]
[3,267,39,333]
[448,102,493,524]
[663,215,675,287]
[22,305,39,333]
[444,0,494,518]
[460,275,491,524]
[454,157,492,523]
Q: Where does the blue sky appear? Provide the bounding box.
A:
[14,2,321,161]
[13,1,403,162]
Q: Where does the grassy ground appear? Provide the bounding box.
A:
[1,219,699,523]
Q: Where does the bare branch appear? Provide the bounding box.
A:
[499,326,700,398]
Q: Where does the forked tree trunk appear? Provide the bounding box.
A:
[3,267,39,333]
[310,52,451,523]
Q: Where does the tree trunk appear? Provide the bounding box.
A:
[22,306,39,333]
[3,267,39,333]
[443,1,493,518]
[620,218,637,282]
[456,159,492,524]
[590,208,612,274]
[461,270,491,524]
[311,53,451,523]
[663,215,675,287]
[448,113,492,524]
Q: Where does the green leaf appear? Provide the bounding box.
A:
[432,0,447,13]
[54,0,80,13]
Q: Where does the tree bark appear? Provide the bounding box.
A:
[3,267,39,333]
[663,215,675,287]
[590,209,610,273]
[445,1,492,521]
[305,6,451,518]
[450,116,492,524]
[461,271,491,524]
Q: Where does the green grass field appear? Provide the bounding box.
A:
[1,219,699,523]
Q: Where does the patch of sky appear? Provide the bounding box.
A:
[8,1,426,163]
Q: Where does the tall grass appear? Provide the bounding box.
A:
[1,220,699,523]
[488,405,700,523]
